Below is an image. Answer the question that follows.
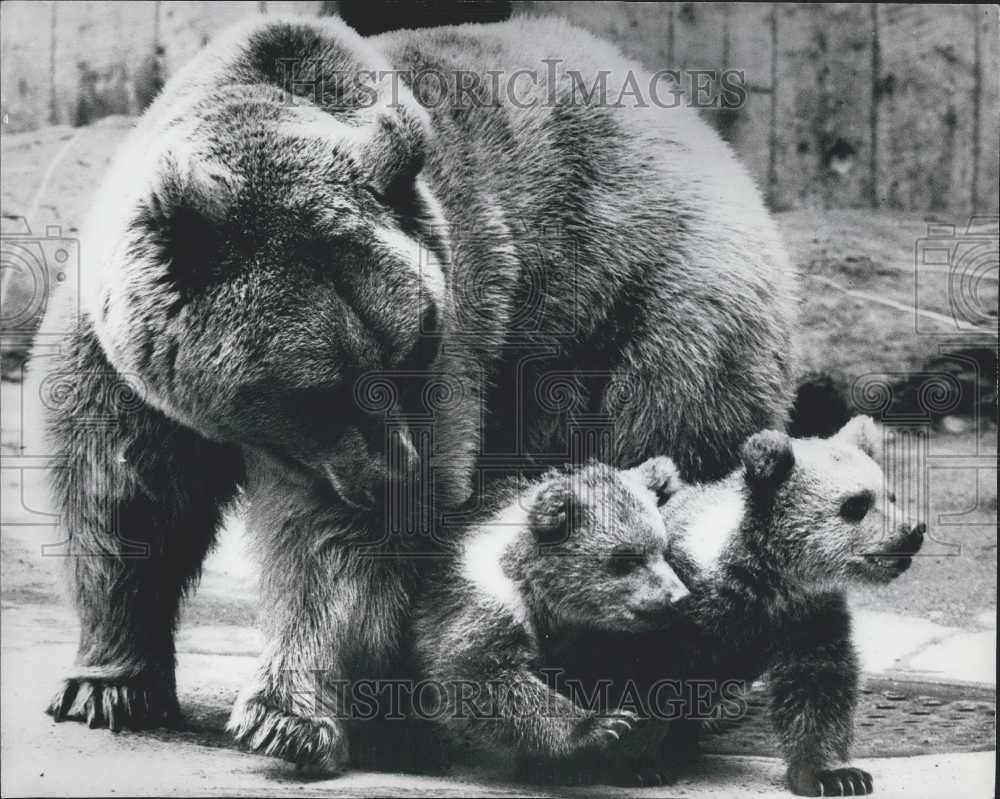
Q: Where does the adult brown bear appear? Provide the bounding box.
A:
[31,15,794,773]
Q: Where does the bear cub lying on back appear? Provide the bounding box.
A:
[414,457,691,776]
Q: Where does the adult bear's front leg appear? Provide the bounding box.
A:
[228,452,418,772]
[39,322,244,731]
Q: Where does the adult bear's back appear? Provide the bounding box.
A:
[380,17,796,479]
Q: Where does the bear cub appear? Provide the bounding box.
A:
[413,458,691,778]
[619,415,926,795]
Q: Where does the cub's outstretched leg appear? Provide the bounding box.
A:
[41,323,243,730]
[424,620,638,766]
[769,594,873,797]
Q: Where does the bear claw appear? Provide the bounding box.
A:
[227,698,348,772]
[630,766,675,787]
[790,767,874,796]
[585,710,639,749]
[46,678,180,732]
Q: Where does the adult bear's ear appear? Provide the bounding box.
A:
[130,153,234,294]
[527,478,573,545]
[742,430,795,489]
[833,415,881,460]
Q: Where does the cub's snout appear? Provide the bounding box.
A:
[862,522,926,579]
[900,522,926,554]
[626,559,691,628]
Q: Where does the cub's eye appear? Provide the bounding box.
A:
[655,485,674,507]
[839,493,873,523]
[608,546,646,576]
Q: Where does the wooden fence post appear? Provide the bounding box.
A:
[870,3,880,209]
[971,4,982,210]
[47,1,57,124]
[767,3,778,208]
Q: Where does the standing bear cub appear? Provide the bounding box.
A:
[609,416,922,794]
[649,415,925,796]
[418,417,925,795]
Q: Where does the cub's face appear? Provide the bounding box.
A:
[527,458,690,631]
[743,417,926,587]
[100,90,451,509]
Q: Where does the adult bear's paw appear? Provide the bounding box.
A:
[227,697,349,772]
[47,677,180,731]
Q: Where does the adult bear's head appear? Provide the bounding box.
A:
[92,27,463,512]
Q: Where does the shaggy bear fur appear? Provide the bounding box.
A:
[32,15,794,770]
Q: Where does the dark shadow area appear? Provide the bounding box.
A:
[335,0,511,36]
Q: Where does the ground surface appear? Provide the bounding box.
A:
[1,119,996,795]
[0,497,995,797]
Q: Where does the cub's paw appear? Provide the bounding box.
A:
[578,710,640,751]
[46,678,180,732]
[227,698,348,772]
[788,766,874,796]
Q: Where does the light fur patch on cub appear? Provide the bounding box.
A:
[460,500,531,627]
[684,491,744,572]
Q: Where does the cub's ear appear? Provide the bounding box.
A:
[131,155,234,293]
[833,415,881,460]
[527,479,572,545]
[361,111,426,203]
[742,430,794,489]
[630,456,684,505]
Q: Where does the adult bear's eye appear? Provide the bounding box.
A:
[608,546,646,576]
[397,305,440,373]
[839,493,873,523]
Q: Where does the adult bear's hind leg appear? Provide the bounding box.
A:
[40,324,243,730]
